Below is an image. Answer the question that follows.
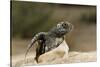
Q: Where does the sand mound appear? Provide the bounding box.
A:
[12,40,96,67]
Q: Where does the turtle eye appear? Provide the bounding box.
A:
[64,23,67,26]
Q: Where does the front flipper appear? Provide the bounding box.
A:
[24,32,47,63]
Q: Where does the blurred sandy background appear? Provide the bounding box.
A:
[11,1,96,67]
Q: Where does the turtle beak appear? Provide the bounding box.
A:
[65,22,73,32]
[69,23,73,32]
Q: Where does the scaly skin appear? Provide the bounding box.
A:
[24,21,73,63]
